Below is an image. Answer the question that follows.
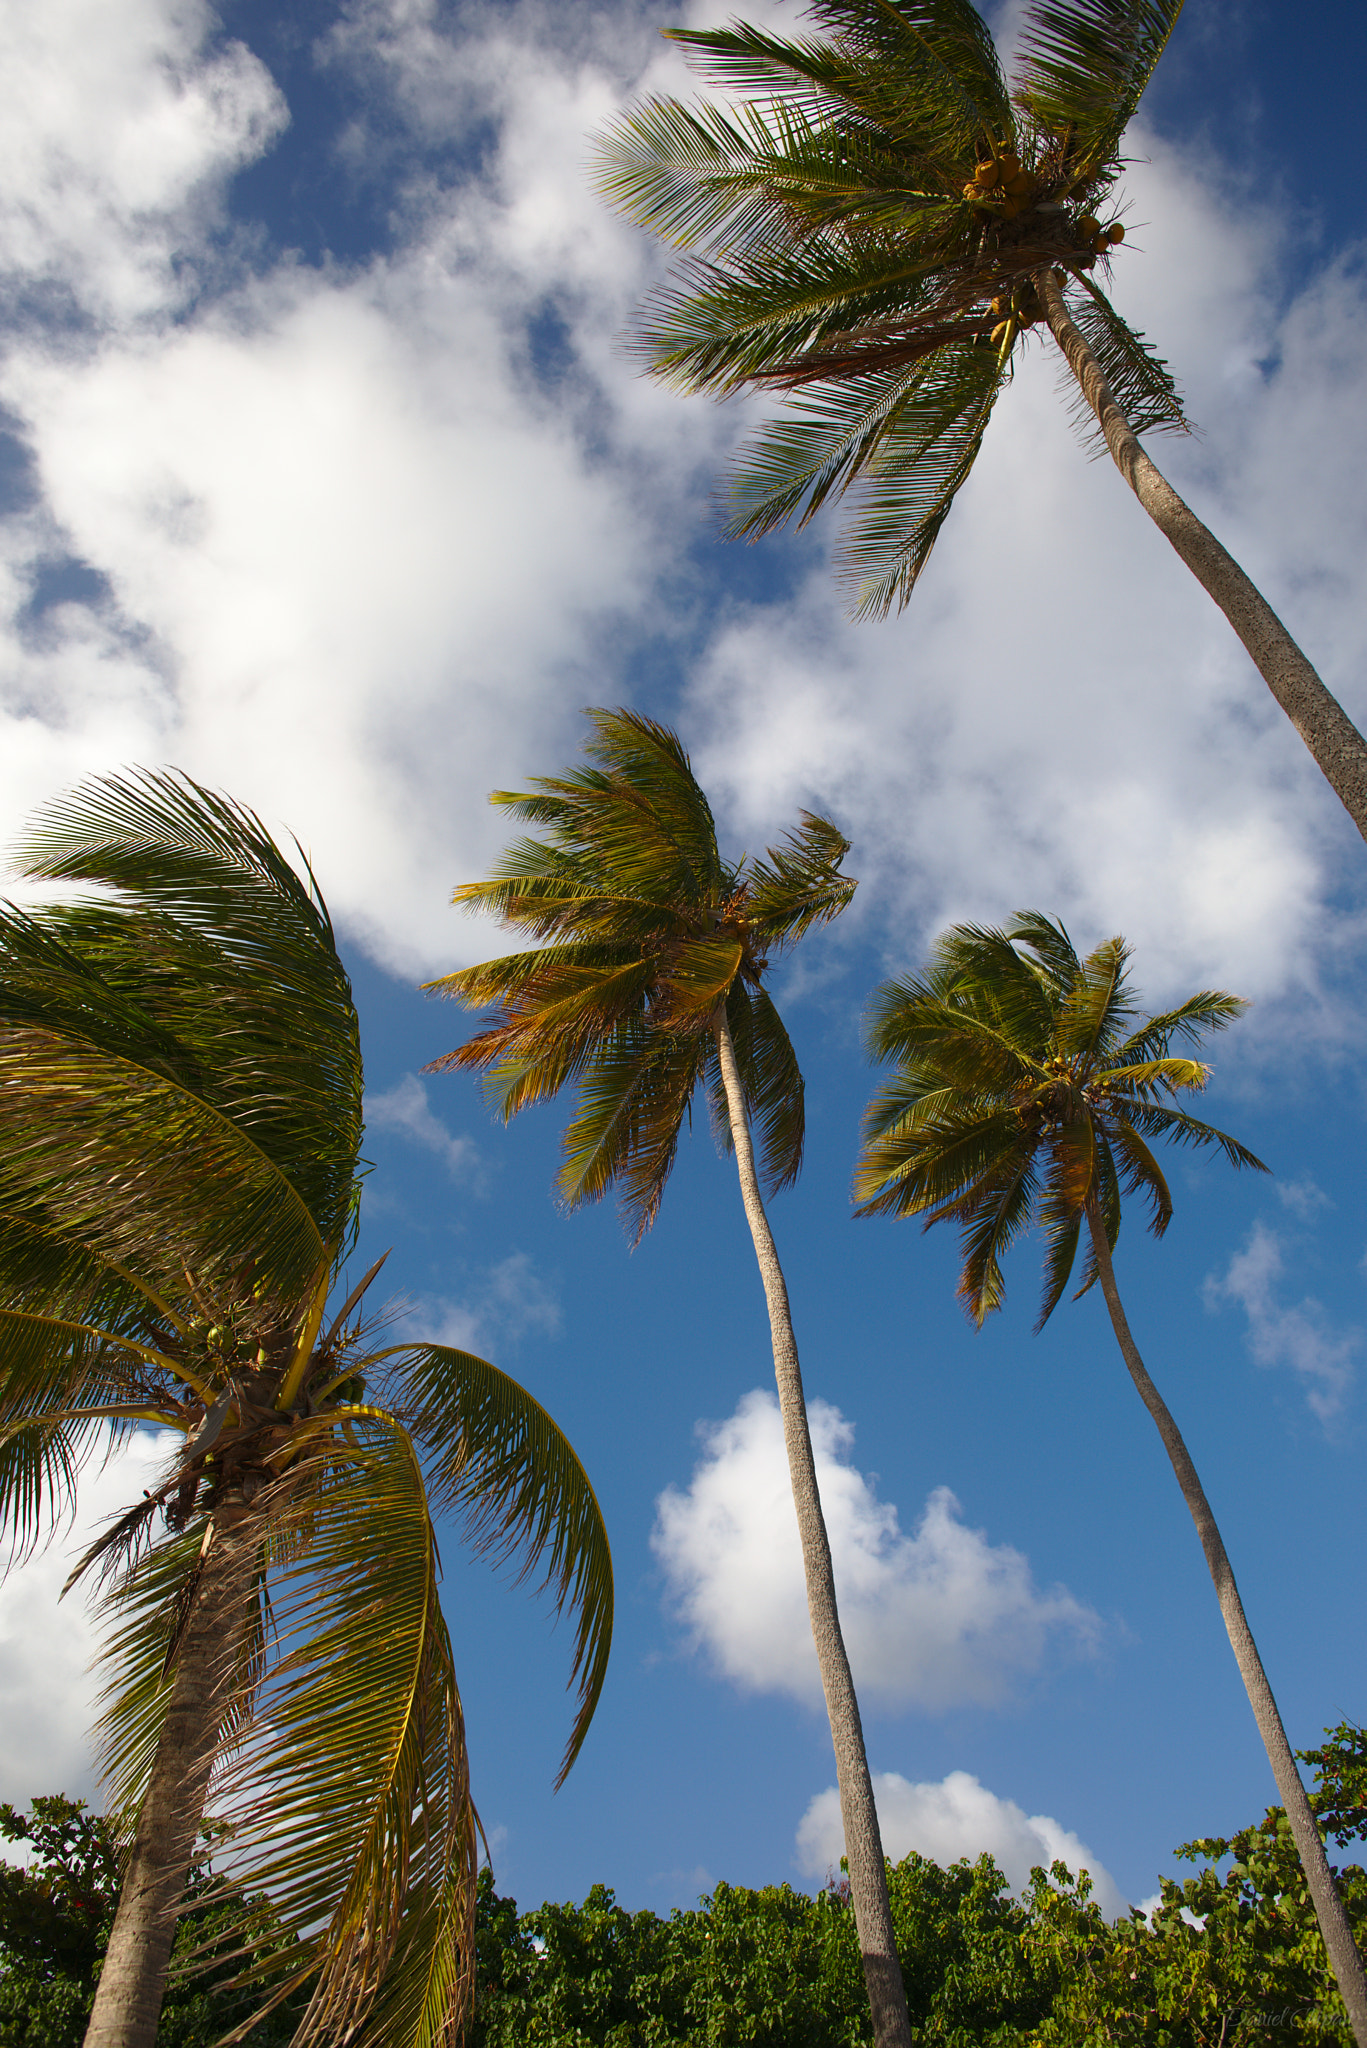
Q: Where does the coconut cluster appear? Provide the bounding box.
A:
[962,148,1038,219]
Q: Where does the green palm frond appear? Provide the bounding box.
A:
[790,0,1013,163]
[747,813,856,946]
[727,340,1005,614]
[1112,989,1248,1065]
[1061,276,1189,447]
[1014,0,1184,173]
[13,770,363,1248]
[394,1343,614,1786]
[741,985,808,1195]
[1055,932,1133,1062]
[561,1026,707,1239]
[0,1024,328,1309]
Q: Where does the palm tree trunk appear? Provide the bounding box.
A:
[1083,1201,1367,2044]
[83,1514,261,2048]
[712,1012,912,2048]
[1037,266,1367,843]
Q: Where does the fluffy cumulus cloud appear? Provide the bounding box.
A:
[0,0,1365,1013]
[796,1769,1128,1920]
[0,1430,179,1806]
[653,1390,1095,1710]
[1204,1219,1359,1424]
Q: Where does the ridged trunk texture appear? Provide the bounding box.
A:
[83,1515,261,2048]
[1084,1203,1367,2045]
[1038,266,1367,842]
[713,1014,912,2048]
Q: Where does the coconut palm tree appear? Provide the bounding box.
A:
[595,0,1367,841]
[0,769,613,2048]
[854,912,1367,2042]
[425,707,914,2048]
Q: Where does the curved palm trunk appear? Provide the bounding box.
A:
[1083,1202,1367,2043]
[84,1514,261,2048]
[713,1014,912,2048]
[1037,267,1367,843]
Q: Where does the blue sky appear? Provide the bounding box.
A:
[1,0,1366,1927]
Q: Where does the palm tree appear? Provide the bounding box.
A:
[0,770,613,2048]
[854,912,1367,2043]
[425,707,915,2048]
[594,0,1367,841]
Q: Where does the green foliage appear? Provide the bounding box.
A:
[596,0,1191,615]
[0,1798,307,2048]
[465,1725,1367,2046]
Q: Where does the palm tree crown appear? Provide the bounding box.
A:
[855,911,1266,1324]
[596,0,1188,617]
[0,771,612,2048]
[426,706,855,1234]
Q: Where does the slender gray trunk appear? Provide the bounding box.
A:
[83,1514,261,2048]
[1037,266,1367,843]
[712,1013,912,2048]
[1083,1202,1367,2044]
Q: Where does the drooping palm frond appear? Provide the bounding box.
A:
[393,1342,614,1786]
[1059,275,1189,447]
[858,911,1266,1321]
[1014,0,1184,174]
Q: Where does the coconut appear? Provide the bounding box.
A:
[1107,221,1125,243]
[974,160,1001,190]
[1004,168,1034,197]
[1077,214,1100,238]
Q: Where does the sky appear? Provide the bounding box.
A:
[1,0,1366,1930]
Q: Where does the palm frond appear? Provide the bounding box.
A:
[12,770,363,1248]
[1013,0,1184,172]
[393,1343,614,1786]
[1060,275,1189,447]
[747,812,857,948]
[1111,989,1247,1066]
[726,339,1006,615]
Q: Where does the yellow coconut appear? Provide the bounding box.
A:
[999,150,1021,175]
[962,183,982,203]
[974,160,1001,190]
[1077,214,1100,238]
[1004,168,1034,197]
[1107,221,1125,243]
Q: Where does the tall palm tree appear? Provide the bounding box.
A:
[0,770,613,2048]
[854,912,1367,2043]
[595,0,1367,841]
[425,707,914,2048]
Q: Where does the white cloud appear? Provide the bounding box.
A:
[796,1768,1128,1921]
[404,1251,561,1356]
[1276,1175,1331,1220]
[365,1073,479,1180]
[0,1430,179,1807]
[1204,1219,1359,1423]
[653,1390,1096,1711]
[0,0,285,323]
